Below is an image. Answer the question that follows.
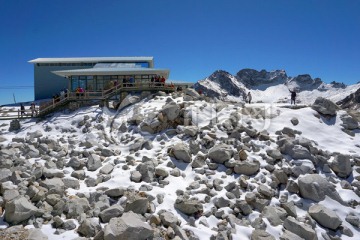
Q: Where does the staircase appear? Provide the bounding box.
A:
[36,83,175,117]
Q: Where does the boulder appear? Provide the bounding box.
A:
[183,126,199,137]
[234,160,260,176]
[291,117,299,126]
[5,197,39,224]
[131,171,142,183]
[161,103,180,121]
[312,97,339,116]
[283,216,317,240]
[308,204,342,230]
[174,197,203,215]
[340,114,359,130]
[65,198,91,219]
[99,205,124,223]
[40,178,64,195]
[77,218,102,238]
[9,119,20,131]
[124,194,149,215]
[172,143,192,163]
[251,229,275,240]
[159,211,180,227]
[208,144,233,164]
[0,169,12,183]
[103,212,153,240]
[185,88,201,98]
[87,154,102,171]
[330,154,352,178]
[289,145,312,160]
[266,149,282,160]
[261,206,285,226]
[28,229,48,240]
[105,187,126,198]
[280,230,304,240]
[298,174,345,204]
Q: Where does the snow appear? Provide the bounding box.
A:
[0,92,360,240]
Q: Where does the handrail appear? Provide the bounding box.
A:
[36,82,176,116]
[0,107,40,119]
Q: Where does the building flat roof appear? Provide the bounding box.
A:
[53,67,170,78]
[29,57,154,64]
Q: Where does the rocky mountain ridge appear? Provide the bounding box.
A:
[194,68,351,103]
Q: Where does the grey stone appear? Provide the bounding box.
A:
[0,169,12,183]
[257,185,274,198]
[159,211,179,227]
[330,154,352,178]
[100,164,114,174]
[340,114,359,130]
[281,201,297,218]
[103,212,153,240]
[345,213,360,227]
[155,167,169,178]
[71,170,86,180]
[9,119,20,131]
[131,171,142,182]
[105,187,125,198]
[99,205,124,223]
[234,160,260,175]
[183,126,199,137]
[214,197,230,208]
[298,174,346,204]
[5,197,39,224]
[40,178,65,195]
[251,229,275,240]
[291,117,299,126]
[261,206,287,226]
[66,198,91,219]
[124,194,149,215]
[308,204,342,230]
[280,230,304,240]
[312,97,339,116]
[62,177,80,190]
[77,218,102,238]
[161,103,180,121]
[28,228,48,240]
[174,197,203,215]
[172,143,192,163]
[266,149,282,160]
[87,154,102,171]
[208,144,233,164]
[283,216,317,240]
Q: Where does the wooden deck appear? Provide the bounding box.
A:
[0,83,175,120]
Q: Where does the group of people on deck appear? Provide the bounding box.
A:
[19,102,37,117]
[151,75,166,87]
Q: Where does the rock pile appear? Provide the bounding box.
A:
[0,91,359,240]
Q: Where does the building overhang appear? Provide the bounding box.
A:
[53,67,170,79]
[29,57,154,68]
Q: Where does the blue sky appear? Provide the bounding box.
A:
[0,0,359,105]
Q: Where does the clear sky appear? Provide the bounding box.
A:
[0,0,359,105]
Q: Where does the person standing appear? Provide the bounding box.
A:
[30,102,37,117]
[289,89,297,105]
[247,92,252,104]
[20,103,25,117]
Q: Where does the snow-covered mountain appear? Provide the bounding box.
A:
[0,89,360,240]
[194,69,358,105]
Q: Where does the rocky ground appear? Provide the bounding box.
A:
[0,89,360,240]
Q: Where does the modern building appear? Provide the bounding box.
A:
[29,57,170,100]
